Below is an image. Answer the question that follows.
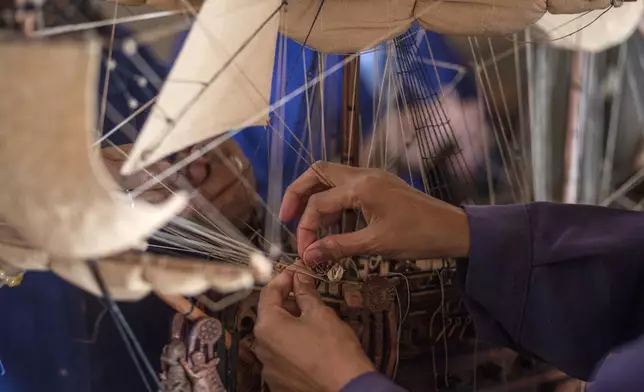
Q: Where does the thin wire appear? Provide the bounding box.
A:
[87,260,161,392]
[388,272,411,380]
[469,37,518,201]
[284,0,326,88]
[32,10,179,37]
[95,97,157,147]
[97,1,119,138]
[101,140,247,245]
[74,304,108,344]
[471,10,608,72]
[507,8,612,44]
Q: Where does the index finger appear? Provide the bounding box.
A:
[257,264,295,312]
[279,162,355,222]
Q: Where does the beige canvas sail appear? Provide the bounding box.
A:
[415,0,616,35]
[281,0,415,54]
[415,0,545,36]
[121,0,281,175]
[287,0,617,50]
[0,221,257,301]
[535,1,644,52]
[0,38,187,259]
[51,252,256,301]
[546,0,613,14]
[107,0,618,53]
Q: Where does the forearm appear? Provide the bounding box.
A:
[459,202,644,380]
[340,372,408,392]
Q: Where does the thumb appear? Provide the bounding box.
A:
[293,270,323,313]
[302,228,375,264]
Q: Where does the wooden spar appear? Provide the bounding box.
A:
[563,51,585,203]
[341,56,361,167]
[156,292,207,320]
[341,55,361,233]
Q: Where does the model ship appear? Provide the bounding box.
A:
[1,0,642,391]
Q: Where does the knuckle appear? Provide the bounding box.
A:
[311,160,329,174]
[253,318,270,339]
[306,193,329,215]
[308,192,322,207]
[347,183,361,207]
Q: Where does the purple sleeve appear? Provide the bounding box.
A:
[340,372,408,392]
[460,203,644,381]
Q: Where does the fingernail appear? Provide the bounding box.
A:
[303,248,324,264]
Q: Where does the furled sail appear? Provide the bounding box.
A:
[534,1,644,52]
[121,0,281,175]
[0,223,257,301]
[0,38,187,259]
[107,0,620,53]
[415,0,546,36]
[51,252,256,300]
[546,0,613,14]
[281,0,415,53]
[288,0,617,51]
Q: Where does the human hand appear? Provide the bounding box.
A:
[280,162,470,264]
[254,263,374,392]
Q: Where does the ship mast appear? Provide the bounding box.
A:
[340,55,360,234]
